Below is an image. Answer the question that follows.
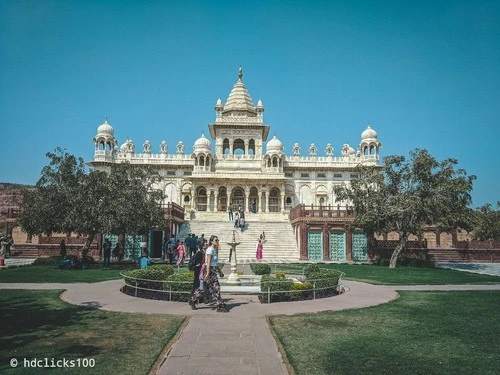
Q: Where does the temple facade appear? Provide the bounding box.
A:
[90,68,382,216]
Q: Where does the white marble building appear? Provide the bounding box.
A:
[90,68,382,215]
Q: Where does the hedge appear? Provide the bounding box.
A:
[260,268,342,303]
[250,263,271,275]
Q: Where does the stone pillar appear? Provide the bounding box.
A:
[244,141,249,155]
[281,192,286,213]
[435,230,441,248]
[214,191,219,212]
[346,227,353,262]
[244,189,250,212]
[260,191,265,213]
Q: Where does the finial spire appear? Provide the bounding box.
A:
[238,66,243,81]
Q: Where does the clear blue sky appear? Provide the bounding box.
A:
[1,0,499,207]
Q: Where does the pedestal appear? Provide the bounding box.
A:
[226,245,241,285]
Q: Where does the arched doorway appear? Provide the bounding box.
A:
[249,186,258,213]
[231,187,245,211]
[218,187,227,212]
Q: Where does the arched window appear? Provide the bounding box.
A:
[248,139,256,155]
[233,138,245,155]
[223,138,230,155]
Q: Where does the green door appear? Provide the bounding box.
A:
[329,231,346,262]
[352,232,368,262]
[307,231,323,261]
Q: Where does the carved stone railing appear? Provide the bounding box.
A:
[289,204,356,221]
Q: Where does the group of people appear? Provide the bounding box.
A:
[228,205,247,231]
[165,233,206,266]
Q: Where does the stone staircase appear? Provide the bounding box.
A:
[178,213,300,261]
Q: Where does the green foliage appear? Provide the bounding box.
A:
[32,256,61,266]
[334,148,476,268]
[260,274,294,303]
[165,272,194,302]
[17,148,166,258]
[275,271,286,279]
[124,264,174,291]
[306,269,341,297]
[290,282,313,298]
[250,263,272,275]
[471,202,500,241]
[304,263,321,278]
[377,258,390,267]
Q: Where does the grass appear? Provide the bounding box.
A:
[273,263,500,284]
[270,291,500,375]
[0,290,185,375]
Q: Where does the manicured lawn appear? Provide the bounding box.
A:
[274,263,500,284]
[0,290,185,375]
[270,291,500,375]
[0,266,133,283]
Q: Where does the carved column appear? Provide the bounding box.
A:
[214,191,219,212]
[259,191,264,213]
[281,192,286,213]
[244,188,250,212]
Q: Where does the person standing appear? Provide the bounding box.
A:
[139,250,150,268]
[188,238,208,309]
[176,241,186,266]
[189,234,197,259]
[103,238,112,267]
[256,239,263,260]
[205,235,227,312]
[228,206,233,221]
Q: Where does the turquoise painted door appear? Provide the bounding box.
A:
[329,232,346,262]
[352,232,368,262]
[307,231,323,261]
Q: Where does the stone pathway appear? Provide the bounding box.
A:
[1,279,500,374]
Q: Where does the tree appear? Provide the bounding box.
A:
[471,202,500,241]
[18,148,166,259]
[334,149,475,268]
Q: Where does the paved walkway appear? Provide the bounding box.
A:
[1,281,500,374]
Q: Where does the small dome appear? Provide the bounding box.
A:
[266,135,283,154]
[194,133,211,152]
[361,125,378,140]
[97,119,114,136]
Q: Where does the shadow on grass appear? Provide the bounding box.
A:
[0,291,107,359]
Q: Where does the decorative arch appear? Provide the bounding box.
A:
[248,139,256,155]
[233,138,245,155]
[223,138,230,155]
[299,185,313,205]
[231,187,245,210]
[164,183,178,204]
